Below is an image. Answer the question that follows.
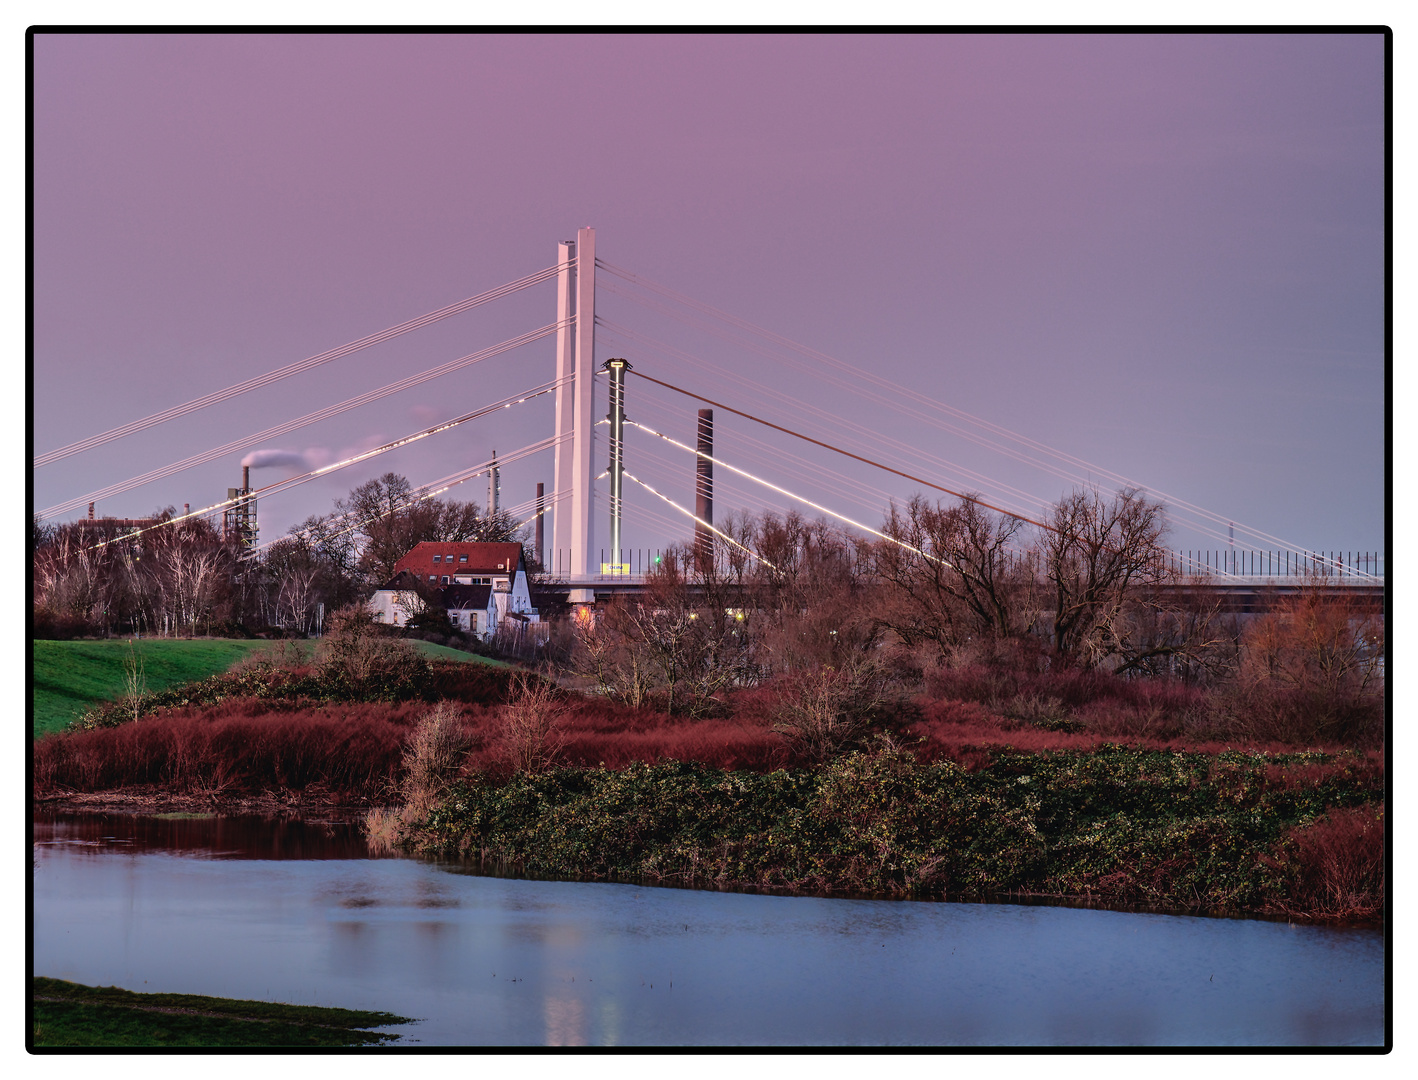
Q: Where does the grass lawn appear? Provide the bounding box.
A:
[33,637,508,737]
[31,977,414,1048]
[31,639,277,739]
[412,640,508,666]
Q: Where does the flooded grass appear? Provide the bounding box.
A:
[30,977,415,1048]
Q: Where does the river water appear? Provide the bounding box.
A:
[31,812,1386,1047]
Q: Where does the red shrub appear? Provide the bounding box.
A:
[1267,804,1385,922]
[425,661,528,705]
[1260,752,1385,794]
[458,697,793,774]
[33,698,433,798]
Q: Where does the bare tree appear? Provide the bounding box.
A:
[339,472,524,584]
[1109,581,1241,682]
[275,562,321,635]
[1043,487,1167,668]
[874,495,1036,658]
[497,676,567,774]
[769,653,894,762]
[570,545,760,715]
[33,522,141,635]
[742,511,879,675]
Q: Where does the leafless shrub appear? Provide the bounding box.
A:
[769,656,894,763]
[230,638,307,675]
[121,641,147,724]
[498,676,567,774]
[316,603,423,686]
[363,806,406,857]
[1266,805,1384,922]
[999,693,1078,732]
[400,700,469,817]
[1213,583,1385,747]
[570,550,760,716]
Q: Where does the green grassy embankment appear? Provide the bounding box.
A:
[31,640,276,739]
[30,977,414,1048]
[32,638,506,738]
[411,640,508,667]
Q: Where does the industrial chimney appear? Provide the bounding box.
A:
[695,409,713,569]
[224,467,257,550]
[535,483,545,568]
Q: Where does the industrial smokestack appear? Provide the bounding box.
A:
[225,466,258,550]
[184,503,190,517]
[695,409,713,568]
[535,483,545,568]
[88,502,95,521]
[488,451,500,514]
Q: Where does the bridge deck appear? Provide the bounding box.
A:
[535,575,1385,614]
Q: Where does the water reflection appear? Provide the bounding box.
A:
[545,995,588,1046]
[32,813,1386,1046]
[34,810,372,860]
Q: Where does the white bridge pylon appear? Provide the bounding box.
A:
[551,227,598,597]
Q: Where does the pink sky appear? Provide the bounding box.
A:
[30,33,1386,561]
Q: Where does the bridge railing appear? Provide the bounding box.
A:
[533,547,1385,584]
[1166,550,1383,580]
[535,548,670,581]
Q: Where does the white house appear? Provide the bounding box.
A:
[368,541,538,639]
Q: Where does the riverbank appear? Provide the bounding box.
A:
[397,745,1384,925]
[33,787,372,818]
[30,977,414,1048]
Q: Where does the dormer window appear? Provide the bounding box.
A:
[432,554,441,563]
[459,554,468,563]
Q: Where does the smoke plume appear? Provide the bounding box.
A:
[241,448,310,470]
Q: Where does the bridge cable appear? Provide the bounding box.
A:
[599,318,1050,523]
[601,260,1350,568]
[40,323,568,521]
[256,434,566,556]
[625,419,956,570]
[35,261,566,468]
[620,471,776,569]
[627,371,1055,536]
[89,384,564,551]
[597,293,1068,513]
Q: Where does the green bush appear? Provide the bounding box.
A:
[404,744,1382,918]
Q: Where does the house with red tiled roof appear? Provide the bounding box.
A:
[368,542,538,636]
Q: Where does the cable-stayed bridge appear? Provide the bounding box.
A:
[35,228,1385,611]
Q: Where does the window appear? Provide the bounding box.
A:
[428,575,436,582]
[459,554,468,563]
[432,554,441,563]
[441,575,449,584]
